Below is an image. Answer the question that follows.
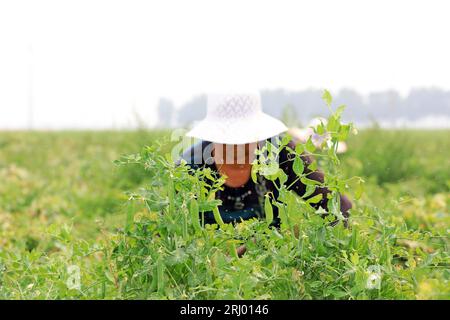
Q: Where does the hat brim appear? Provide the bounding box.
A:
[186,112,288,145]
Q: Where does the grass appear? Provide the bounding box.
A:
[0,129,448,299]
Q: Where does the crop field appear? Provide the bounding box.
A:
[0,128,448,300]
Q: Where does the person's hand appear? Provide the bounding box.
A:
[236,237,256,258]
[236,244,247,257]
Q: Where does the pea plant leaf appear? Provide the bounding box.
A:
[306,137,316,153]
[264,195,274,226]
[322,89,333,107]
[306,193,323,204]
[293,156,304,177]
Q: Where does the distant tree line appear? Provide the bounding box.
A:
[157,88,450,128]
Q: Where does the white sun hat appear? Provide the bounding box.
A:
[186,93,288,145]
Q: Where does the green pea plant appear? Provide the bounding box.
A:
[251,90,363,234]
[108,90,448,300]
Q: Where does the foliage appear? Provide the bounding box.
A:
[0,96,448,299]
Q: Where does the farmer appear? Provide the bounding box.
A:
[180,93,352,228]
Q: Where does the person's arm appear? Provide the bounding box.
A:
[281,141,352,225]
[234,142,353,258]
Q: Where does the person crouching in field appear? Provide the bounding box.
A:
[179,93,352,231]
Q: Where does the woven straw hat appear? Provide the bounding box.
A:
[186,93,288,145]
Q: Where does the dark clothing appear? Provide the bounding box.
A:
[180,138,352,227]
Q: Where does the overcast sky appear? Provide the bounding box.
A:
[1,0,449,129]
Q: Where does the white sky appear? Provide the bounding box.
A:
[0,0,449,129]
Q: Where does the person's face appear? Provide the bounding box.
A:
[213,143,258,165]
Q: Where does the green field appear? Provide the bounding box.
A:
[0,129,448,299]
